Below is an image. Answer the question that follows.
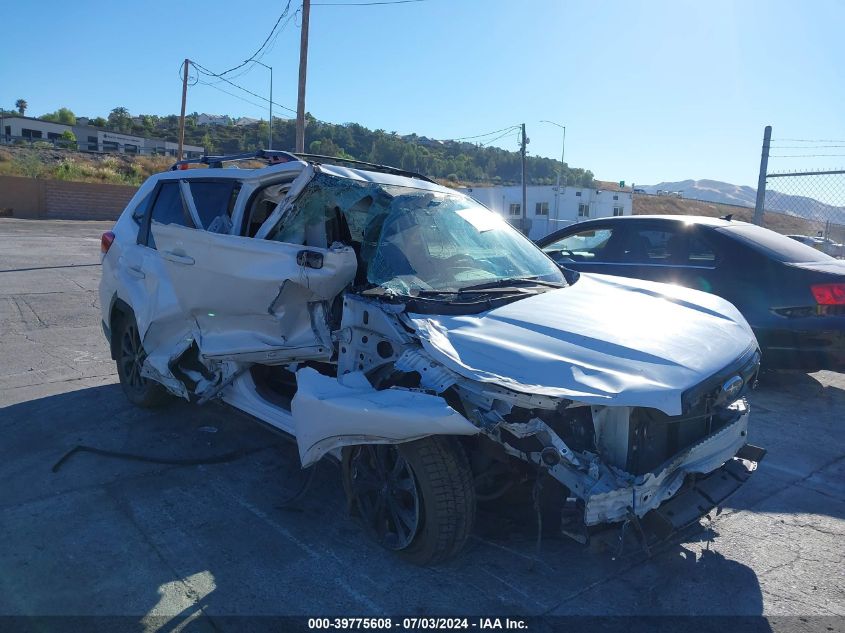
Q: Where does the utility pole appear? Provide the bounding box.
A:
[254,60,273,149]
[540,120,565,225]
[296,0,311,152]
[753,125,772,226]
[178,58,189,162]
[520,123,528,235]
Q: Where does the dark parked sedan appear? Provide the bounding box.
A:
[537,215,845,370]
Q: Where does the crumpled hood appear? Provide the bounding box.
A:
[407,273,758,415]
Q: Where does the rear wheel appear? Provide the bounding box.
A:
[114,312,171,408]
[343,436,476,565]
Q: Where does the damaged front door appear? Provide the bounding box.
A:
[150,222,357,365]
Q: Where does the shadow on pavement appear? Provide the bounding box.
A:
[0,382,791,627]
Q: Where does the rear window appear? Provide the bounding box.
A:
[716,224,835,263]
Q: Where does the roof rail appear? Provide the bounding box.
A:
[169,149,436,183]
[292,153,436,183]
[170,149,301,171]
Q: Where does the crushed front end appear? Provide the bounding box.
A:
[397,332,765,544]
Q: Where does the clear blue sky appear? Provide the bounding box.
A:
[1,0,843,187]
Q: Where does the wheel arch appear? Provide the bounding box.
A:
[107,296,134,361]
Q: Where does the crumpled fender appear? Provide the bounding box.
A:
[407,273,758,416]
[291,367,479,467]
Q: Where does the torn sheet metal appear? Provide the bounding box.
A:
[255,165,316,240]
[407,273,757,416]
[151,223,356,363]
[583,400,751,524]
[291,367,479,467]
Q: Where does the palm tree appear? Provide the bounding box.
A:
[15,99,27,115]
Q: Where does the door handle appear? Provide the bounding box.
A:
[127,266,146,279]
[161,251,195,265]
[297,250,324,269]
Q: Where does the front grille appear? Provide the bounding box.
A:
[681,345,760,414]
[626,401,743,475]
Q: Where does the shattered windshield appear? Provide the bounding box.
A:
[267,172,564,293]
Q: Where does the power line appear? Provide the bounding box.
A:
[478,129,521,147]
[769,145,845,149]
[312,0,427,5]
[445,125,520,142]
[178,60,199,86]
[191,61,297,113]
[770,154,845,158]
[773,138,845,143]
[204,11,297,87]
[197,80,289,117]
[217,1,293,76]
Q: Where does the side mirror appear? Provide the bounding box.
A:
[297,250,324,269]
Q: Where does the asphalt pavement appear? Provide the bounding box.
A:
[1,218,843,632]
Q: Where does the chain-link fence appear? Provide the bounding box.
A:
[754,127,845,257]
[762,170,845,255]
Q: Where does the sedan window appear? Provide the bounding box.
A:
[717,223,834,263]
[542,228,614,262]
[688,235,716,265]
[615,229,679,264]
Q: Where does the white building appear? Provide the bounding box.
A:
[0,115,204,158]
[197,113,232,126]
[457,184,633,240]
[1,116,71,144]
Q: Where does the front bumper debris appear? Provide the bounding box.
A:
[640,443,766,539]
[583,401,753,525]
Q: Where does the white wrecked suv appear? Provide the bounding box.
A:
[99,150,765,563]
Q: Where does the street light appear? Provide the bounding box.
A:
[540,120,566,221]
[253,60,274,150]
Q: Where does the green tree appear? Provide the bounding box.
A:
[108,107,131,132]
[201,132,214,154]
[15,99,27,115]
[91,117,107,128]
[41,107,76,125]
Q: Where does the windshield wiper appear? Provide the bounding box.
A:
[457,277,567,293]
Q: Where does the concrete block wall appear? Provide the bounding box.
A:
[0,176,138,220]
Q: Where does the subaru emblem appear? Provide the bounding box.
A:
[720,375,744,402]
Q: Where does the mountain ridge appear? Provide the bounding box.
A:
[642,178,845,225]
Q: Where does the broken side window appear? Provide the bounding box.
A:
[188,181,240,232]
[143,182,191,249]
[264,174,371,249]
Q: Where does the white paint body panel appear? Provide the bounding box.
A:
[292,367,479,467]
[409,273,757,416]
[150,223,357,361]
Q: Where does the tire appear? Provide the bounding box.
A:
[342,436,476,565]
[114,312,172,408]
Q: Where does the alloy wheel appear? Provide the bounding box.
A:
[349,444,421,550]
[120,321,147,393]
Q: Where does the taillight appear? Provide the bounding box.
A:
[101,231,115,254]
[811,283,845,305]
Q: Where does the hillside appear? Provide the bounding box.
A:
[0,110,594,187]
[0,145,172,186]
[633,194,815,235]
[644,179,757,207]
[645,177,845,226]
